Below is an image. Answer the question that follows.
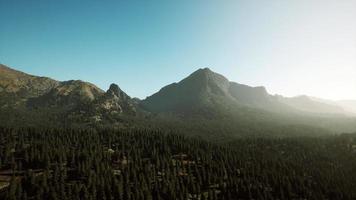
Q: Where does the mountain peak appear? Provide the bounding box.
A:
[107,83,121,96]
[197,67,212,72]
[185,67,227,81]
[142,67,233,113]
[99,83,136,114]
[105,83,131,101]
[191,67,213,76]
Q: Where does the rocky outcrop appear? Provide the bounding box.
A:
[98,84,136,114]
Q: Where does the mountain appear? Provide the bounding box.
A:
[141,68,240,115]
[141,68,346,116]
[276,95,347,115]
[141,68,289,115]
[28,80,104,108]
[308,97,356,115]
[139,68,356,136]
[0,64,59,107]
[1,64,356,136]
[0,64,58,95]
[0,64,138,126]
[95,83,137,115]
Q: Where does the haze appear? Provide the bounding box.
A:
[0,0,355,100]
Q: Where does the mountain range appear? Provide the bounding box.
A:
[141,68,351,116]
[1,63,356,138]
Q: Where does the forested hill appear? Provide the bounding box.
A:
[1,127,356,199]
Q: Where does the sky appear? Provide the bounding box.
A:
[1,0,356,100]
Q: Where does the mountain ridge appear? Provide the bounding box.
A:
[141,67,351,116]
[1,64,354,116]
[1,63,356,136]
[0,64,138,124]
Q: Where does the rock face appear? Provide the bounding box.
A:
[106,84,126,99]
[98,84,136,114]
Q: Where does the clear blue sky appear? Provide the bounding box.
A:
[1,0,356,100]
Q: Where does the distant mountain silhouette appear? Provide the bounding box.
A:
[336,100,356,114]
[277,95,346,114]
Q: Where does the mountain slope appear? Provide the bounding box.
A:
[140,68,356,136]
[277,95,347,115]
[141,68,240,115]
[308,97,356,115]
[141,68,293,115]
[28,80,105,108]
[0,64,59,95]
[1,64,356,136]
[0,64,138,126]
[0,64,59,107]
[142,68,351,116]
